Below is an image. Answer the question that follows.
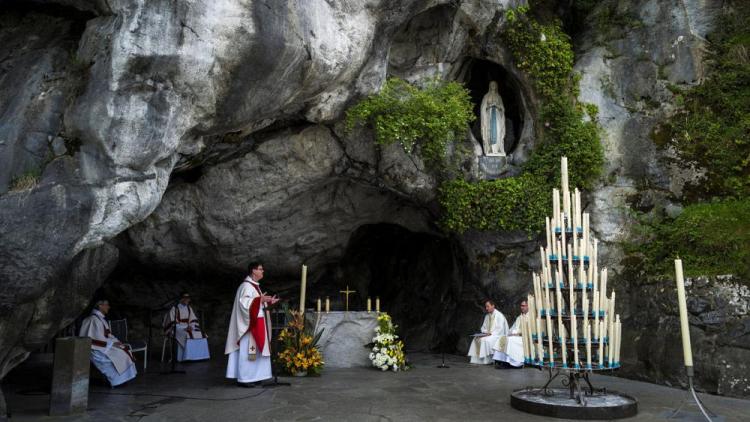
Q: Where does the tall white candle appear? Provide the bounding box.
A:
[376,297,380,313]
[599,313,607,367]
[554,284,563,344]
[325,297,330,313]
[572,300,579,367]
[568,244,574,310]
[615,315,622,365]
[546,250,553,286]
[299,264,308,313]
[600,268,608,313]
[317,297,321,313]
[560,213,566,257]
[583,213,590,258]
[562,157,570,218]
[593,291,600,339]
[579,191,583,230]
[546,299,555,365]
[553,188,560,229]
[593,252,599,304]
[521,314,528,361]
[555,254,563,346]
[530,316,537,362]
[608,316,615,367]
[561,323,568,367]
[540,274,547,318]
[539,247,546,272]
[586,321,592,369]
[578,251,585,289]
[527,315,534,362]
[546,218,552,253]
[583,293,589,339]
[523,315,531,361]
[536,316,544,363]
[367,297,372,312]
[675,259,694,367]
[528,294,537,337]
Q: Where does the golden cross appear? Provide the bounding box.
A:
[339,285,356,312]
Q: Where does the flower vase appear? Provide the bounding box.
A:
[293,370,307,377]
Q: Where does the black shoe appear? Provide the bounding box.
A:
[236,382,256,388]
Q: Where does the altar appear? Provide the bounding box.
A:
[306,311,378,368]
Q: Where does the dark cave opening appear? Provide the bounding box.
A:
[314,223,471,353]
[80,223,477,358]
[463,58,525,155]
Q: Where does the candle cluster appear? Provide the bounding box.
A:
[314,296,381,312]
[519,157,622,370]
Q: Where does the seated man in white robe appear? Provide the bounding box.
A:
[225,261,279,387]
[467,299,509,364]
[493,300,529,368]
[79,299,137,387]
[163,292,210,362]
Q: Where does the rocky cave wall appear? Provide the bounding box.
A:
[0,0,532,390]
[1,0,748,406]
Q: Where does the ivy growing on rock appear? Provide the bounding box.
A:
[652,1,750,201]
[437,6,604,235]
[344,6,603,236]
[636,1,750,279]
[628,198,750,279]
[345,78,475,168]
[439,174,549,233]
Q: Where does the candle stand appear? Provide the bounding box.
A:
[667,366,716,422]
[511,245,637,419]
[510,157,637,419]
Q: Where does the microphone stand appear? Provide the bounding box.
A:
[162,300,186,375]
[263,299,290,388]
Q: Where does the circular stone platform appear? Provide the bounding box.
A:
[511,388,638,419]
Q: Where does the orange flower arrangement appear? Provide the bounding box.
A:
[276,309,324,375]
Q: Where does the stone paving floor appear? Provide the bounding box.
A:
[4,353,750,421]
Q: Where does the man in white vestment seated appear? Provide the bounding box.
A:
[163,292,210,362]
[468,299,509,364]
[225,261,280,387]
[493,300,529,368]
[79,299,137,387]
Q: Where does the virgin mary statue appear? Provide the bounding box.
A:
[480,81,506,156]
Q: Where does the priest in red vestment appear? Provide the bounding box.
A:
[225,261,279,387]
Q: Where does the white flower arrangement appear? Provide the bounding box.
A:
[368,313,408,372]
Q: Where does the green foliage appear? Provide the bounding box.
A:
[630,199,750,279]
[629,1,750,281]
[653,3,750,200]
[437,6,604,235]
[502,7,603,191]
[501,7,574,98]
[439,174,550,234]
[345,78,475,167]
[524,98,604,191]
[9,169,41,192]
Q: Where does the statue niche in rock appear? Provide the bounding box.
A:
[480,81,506,157]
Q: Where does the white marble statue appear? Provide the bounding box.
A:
[480,81,506,156]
